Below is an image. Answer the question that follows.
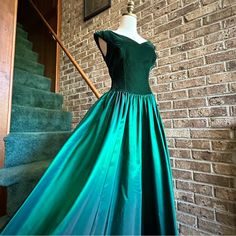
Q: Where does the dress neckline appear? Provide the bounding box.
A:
[107,30,152,46]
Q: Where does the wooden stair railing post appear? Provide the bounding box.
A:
[28,0,101,99]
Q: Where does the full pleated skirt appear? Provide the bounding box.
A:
[1,89,178,235]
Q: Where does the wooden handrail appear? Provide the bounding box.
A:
[28,0,101,99]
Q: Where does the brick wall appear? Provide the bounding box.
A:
[60,0,236,235]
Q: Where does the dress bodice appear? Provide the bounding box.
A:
[94,30,157,95]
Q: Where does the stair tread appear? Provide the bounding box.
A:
[15,54,44,68]
[6,130,72,135]
[0,159,52,187]
[10,105,72,132]
[14,55,44,75]
[0,215,9,231]
[12,104,69,113]
[14,67,50,81]
[13,83,60,95]
[4,131,72,167]
[12,84,63,109]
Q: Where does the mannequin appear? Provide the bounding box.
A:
[98,1,148,57]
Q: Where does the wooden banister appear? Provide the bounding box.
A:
[28,0,101,99]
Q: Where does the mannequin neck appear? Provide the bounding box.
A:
[116,15,137,34]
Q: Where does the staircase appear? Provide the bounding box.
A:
[0,23,72,229]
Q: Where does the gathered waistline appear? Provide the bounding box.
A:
[108,88,154,97]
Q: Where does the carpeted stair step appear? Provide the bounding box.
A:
[16,26,28,39]
[15,46,38,62]
[13,68,51,91]
[14,54,44,75]
[0,215,9,231]
[7,179,44,216]
[0,159,52,216]
[15,36,33,51]
[4,131,71,167]
[12,84,63,109]
[10,105,72,132]
[0,159,51,187]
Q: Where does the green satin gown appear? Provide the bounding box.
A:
[1,30,178,235]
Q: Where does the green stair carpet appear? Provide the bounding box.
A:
[4,131,71,167]
[13,68,51,91]
[0,22,72,227]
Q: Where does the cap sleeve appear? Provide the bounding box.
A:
[94,30,110,61]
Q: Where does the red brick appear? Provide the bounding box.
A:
[170,19,201,37]
[172,168,193,180]
[157,70,188,83]
[222,15,236,29]
[207,72,236,84]
[188,41,225,59]
[161,109,188,119]
[162,119,172,128]
[157,90,188,101]
[212,140,236,151]
[191,129,232,139]
[188,63,225,77]
[173,77,205,90]
[176,160,211,172]
[226,60,236,71]
[153,83,171,93]
[174,98,206,109]
[158,34,184,49]
[157,101,172,110]
[212,163,236,176]
[176,139,211,149]
[208,95,236,106]
[176,180,213,196]
[177,202,214,220]
[177,212,197,226]
[209,117,236,128]
[192,150,233,163]
[158,52,186,66]
[230,106,236,116]
[169,149,191,158]
[202,0,218,5]
[179,224,206,235]
[171,38,203,55]
[175,190,194,203]
[189,84,228,97]
[171,57,205,72]
[189,107,228,117]
[173,119,207,128]
[225,36,236,49]
[184,1,219,22]
[193,172,234,187]
[185,22,221,41]
[183,0,199,6]
[152,15,168,28]
[203,5,236,25]
[165,128,190,138]
[214,187,236,201]
[216,211,236,227]
[206,50,236,64]
[230,82,236,92]
[198,218,235,235]
[154,18,182,34]
[195,194,236,214]
[154,1,181,19]
[204,27,236,45]
[168,2,199,21]
[156,65,171,75]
